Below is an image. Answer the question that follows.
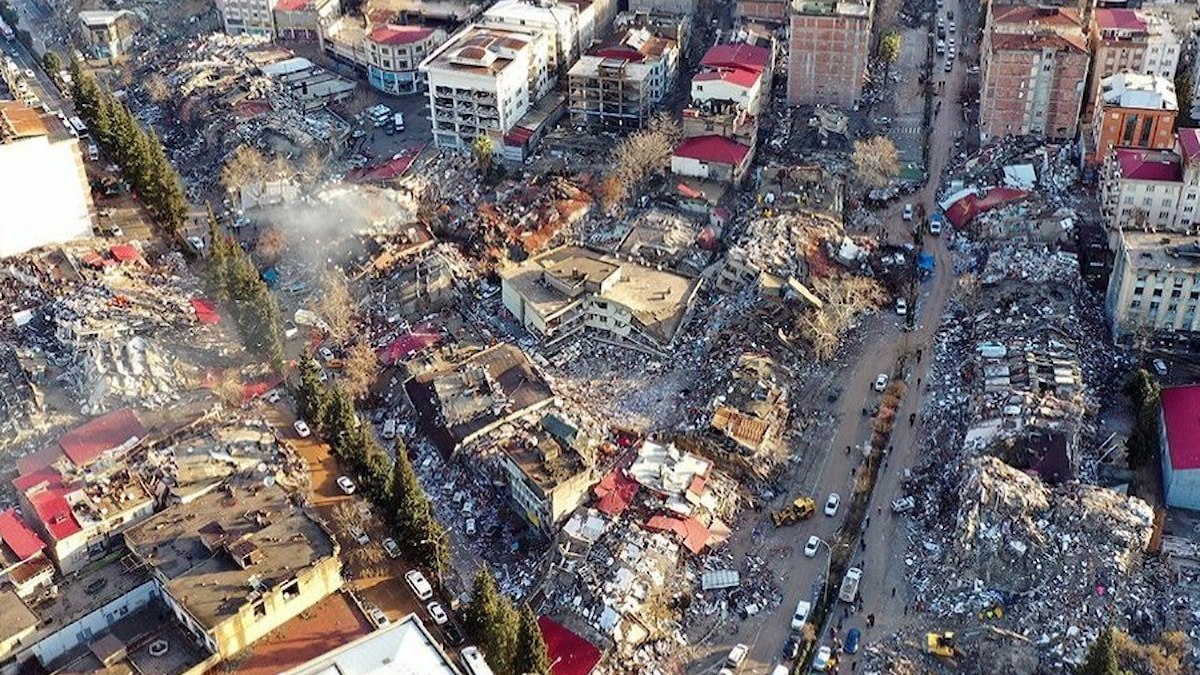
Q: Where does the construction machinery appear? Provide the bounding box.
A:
[924,632,959,658]
[771,496,816,527]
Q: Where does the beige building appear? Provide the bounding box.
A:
[500,245,703,353]
[1099,129,1200,238]
[1088,8,1180,113]
[787,0,872,108]
[498,415,596,531]
[124,479,343,660]
[1106,232,1200,340]
[568,27,680,129]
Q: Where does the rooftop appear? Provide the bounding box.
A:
[0,508,45,562]
[1113,148,1181,182]
[1099,72,1177,111]
[791,0,870,17]
[990,31,1087,52]
[699,43,770,74]
[0,101,48,142]
[423,25,538,76]
[56,407,146,468]
[1093,8,1146,32]
[368,24,437,46]
[123,479,336,630]
[27,551,152,630]
[992,5,1081,29]
[1119,232,1200,273]
[673,135,752,166]
[281,613,461,675]
[693,67,759,89]
[1163,385,1200,471]
[503,433,589,496]
[1178,128,1200,162]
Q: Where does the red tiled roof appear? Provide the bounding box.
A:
[1163,386,1200,470]
[1094,8,1145,31]
[346,146,424,183]
[109,244,140,262]
[1115,148,1182,182]
[537,617,601,675]
[645,513,709,554]
[594,469,639,516]
[592,47,644,62]
[29,485,81,541]
[190,297,220,324]
[0,509,45,561]
[1177,128,1200,162]
[13,467,62,493]
[57,408,146,468]
[993,5,1081,28]
[368,24,435,46]
[673,135,750,166]
[694,67,759,89]
[700,43,769,74]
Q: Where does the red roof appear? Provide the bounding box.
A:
[537,617,601,675]
[676,182,703,199]
[993,5,1081,28]
[346,146,424,183]
[673,135,751,166]
[190,297,220,324]
[1163,386,1200,470]
[594,469,639,515]
[1115,148,1182,182]
[109,244,140,262]
[16,445,64,478]
[57,408,146,468]
[29,485,81,541]
[1177,128,1200,162]
[694,67,759,89]
[377,324,441,365]
[274,0,309,10]
[368,24,435,46]
[700,43,769,74]
[645,513,709,554]
[592,47,644,62]
[1094,8,1145,31]
[944,188,1029,228]
[242,376,283,403]
[0,509,45,560]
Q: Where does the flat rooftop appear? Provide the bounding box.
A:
[424,25,537,76]
[1120,232,1200,273]
[503,435,588,495]
[791,0,870,17]
[282,613,461,675]
[124,479,335,630]
[235,592,373,675]
[26,551,152,632]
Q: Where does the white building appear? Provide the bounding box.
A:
[283,614,462,674]
[481,0,580,76]
[366,24,448,95]
[1161,385,1200,511]
[0,102,94,258]
[1105,231,1200,339]
[690,42,772,116]
[421,25,552,151]
[1100,129,1200,238]
[216,0,276,37]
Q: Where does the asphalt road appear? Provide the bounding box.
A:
[698,2,968,672]
[3,3,73,117]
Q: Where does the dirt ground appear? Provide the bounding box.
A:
[231,592,373,675]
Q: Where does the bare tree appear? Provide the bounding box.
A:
[602,113,680,207]
[256,226,288,263]
[316,268,356,345]
[794,275,888,360]
[215,370,244,407]
[143,73,171,104]
[221,144,268,194]
[339,339,378,399]
[300,150,326,185]
[851,136,900,188]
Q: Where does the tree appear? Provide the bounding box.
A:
[389,439,429,542]
[1176,68,1195,126]
[514,604,551,675]
[1078,627,1120,675]
[41,50,61,75]
[605,113,679,205]
[339,339,378,400]
[296,353,330,429]
[472,135,495,175]
[879,30,902,63]
[852,137,900,188]
[256,226,288,263]
[221,144,268,195]
[316,268,356,345]
[1125,369,1162,469]
[464,569,519,675]
[794,276,888,360]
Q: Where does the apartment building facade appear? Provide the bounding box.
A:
[366,25,448,95]
[1087,9,1180,112]
[1100,129,1200,236]
[421,25,552,151]
[787,0,872,108]
[1106,231,1200,340]
[216,0,277,37]
[1089,72,1177,165]
[980,6,1089,141]
[692,42,771,116]
[567,26,679,128]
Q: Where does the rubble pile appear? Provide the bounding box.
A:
[71,337,185,414]
[732,212,841,282]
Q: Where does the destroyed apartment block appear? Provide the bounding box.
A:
[499,245,703,355]
[706,353,789,462]
[757,164,845,223]
[627,439,735,554]
[713,211,842,297]
[614,208,717,276]
[364,248,457,319]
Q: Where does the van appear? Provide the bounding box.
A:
[382,418,397,440]
[393,112,405,132]
[460,647,495,675]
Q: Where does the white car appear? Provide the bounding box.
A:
[383,537,401,558]
[427,601,449,625]
[293,420,311,437]
[790,599,812,630]
[902,203,914,221]
[405,570,434,600]
[23,68,34,79]
[928,218,942,235]
[349,526,369,545]
[813,645,833,671]
[804,536,821,558]
[895,298,908,316]
[1153,358,1168,376]
[873,373,889,392]
[186,236,205,251]
[725,644,749,668]
[319,346,335,362]
[465,517,477,535]
[367,605,389,628]
[824,493,841,517]
[264,389,281,403]
[336,476,356,494]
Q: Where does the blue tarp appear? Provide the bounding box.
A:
[918,253,936,271]
[260,267,280,286]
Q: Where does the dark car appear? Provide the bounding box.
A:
[845,628,862,654]
[442,622,465,646]
[782,636,801,660]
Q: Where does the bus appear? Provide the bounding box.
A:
[459,647,495,675]
[68,116,88,136]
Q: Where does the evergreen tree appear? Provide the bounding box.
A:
[323,386,358,450]
[359,438,393,501]
[514,603,551,675]
[462,569,520,675]
[389,440,428,542]
[1078,627,1120,675]
[296,354,329,428]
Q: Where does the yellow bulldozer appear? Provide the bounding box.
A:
[771,497,816,527]
[924,632,960,658]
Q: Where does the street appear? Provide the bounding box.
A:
[700,0,967,670]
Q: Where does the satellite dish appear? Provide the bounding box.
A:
[263,476,276,488]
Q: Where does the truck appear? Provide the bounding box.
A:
[838,567,862,602]
[770,496,816,527]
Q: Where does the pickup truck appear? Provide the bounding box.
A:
[839,567,863,603]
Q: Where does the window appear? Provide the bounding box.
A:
[253,601,267,620]
[1131,300,1142,308]
[1153,288,1164,297]
[282,580,301,601]
[1144,198,1154,206]
[1163,198,1173,206]
[1133,286,1145,295]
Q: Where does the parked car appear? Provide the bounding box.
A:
[336,476,356,494]
[427,601,449,625]
[813,645,833,671]
[1153,358,1168,376]
[319,347,335,362]
[781,635,800,660]
[263,389,281,404]
[891,496,916,513]
[293,420,311,437]
[902,203,914,221]
[406,570,434,600]
[442,622,465,646]
[790,599,812,630]
[804,536,821,558]
[349,526,369,545]
[873,373,889,392]
[383,537,401,558]
[845,627,862,654]
[367,605,389,627]
[465,517,477,535]
[824,493,841,517]
[725,644,749,669]
[896,298,908,316]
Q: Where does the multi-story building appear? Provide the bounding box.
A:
[283,614,463,674]
[692,42,772,116]
[787,0,872,108]
[567,26,680,129]
[1099,129,1200,236]
[0,102,93,258]
[124,478,344,660]
[1087,8,1180,112]
[629,0,697,16]
[273,0,340,40]
[1089,72,1177,165]
[735,0,788,25]
[500,245,703,353]
[479,0,617,76]
[671,134,754,184]
[77,10,137,61]
[216,0,277,37]
[1106,231,1200,340]
[980,6,1089,141]
[498,414,597,532]
[420,25,552,151]
[366,25,448,95]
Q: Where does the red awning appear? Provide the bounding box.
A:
[109,244,140,262]
[190,298,220,324]
[594,469,639,516]
[537,617,601,675]
[645,513,709,554]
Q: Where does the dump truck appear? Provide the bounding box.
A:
[838,567,862,602]
[925,632,959,658]
[771,497,816,527]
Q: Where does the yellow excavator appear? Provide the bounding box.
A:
[924,627,1030,661]
[771,497,816,527]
